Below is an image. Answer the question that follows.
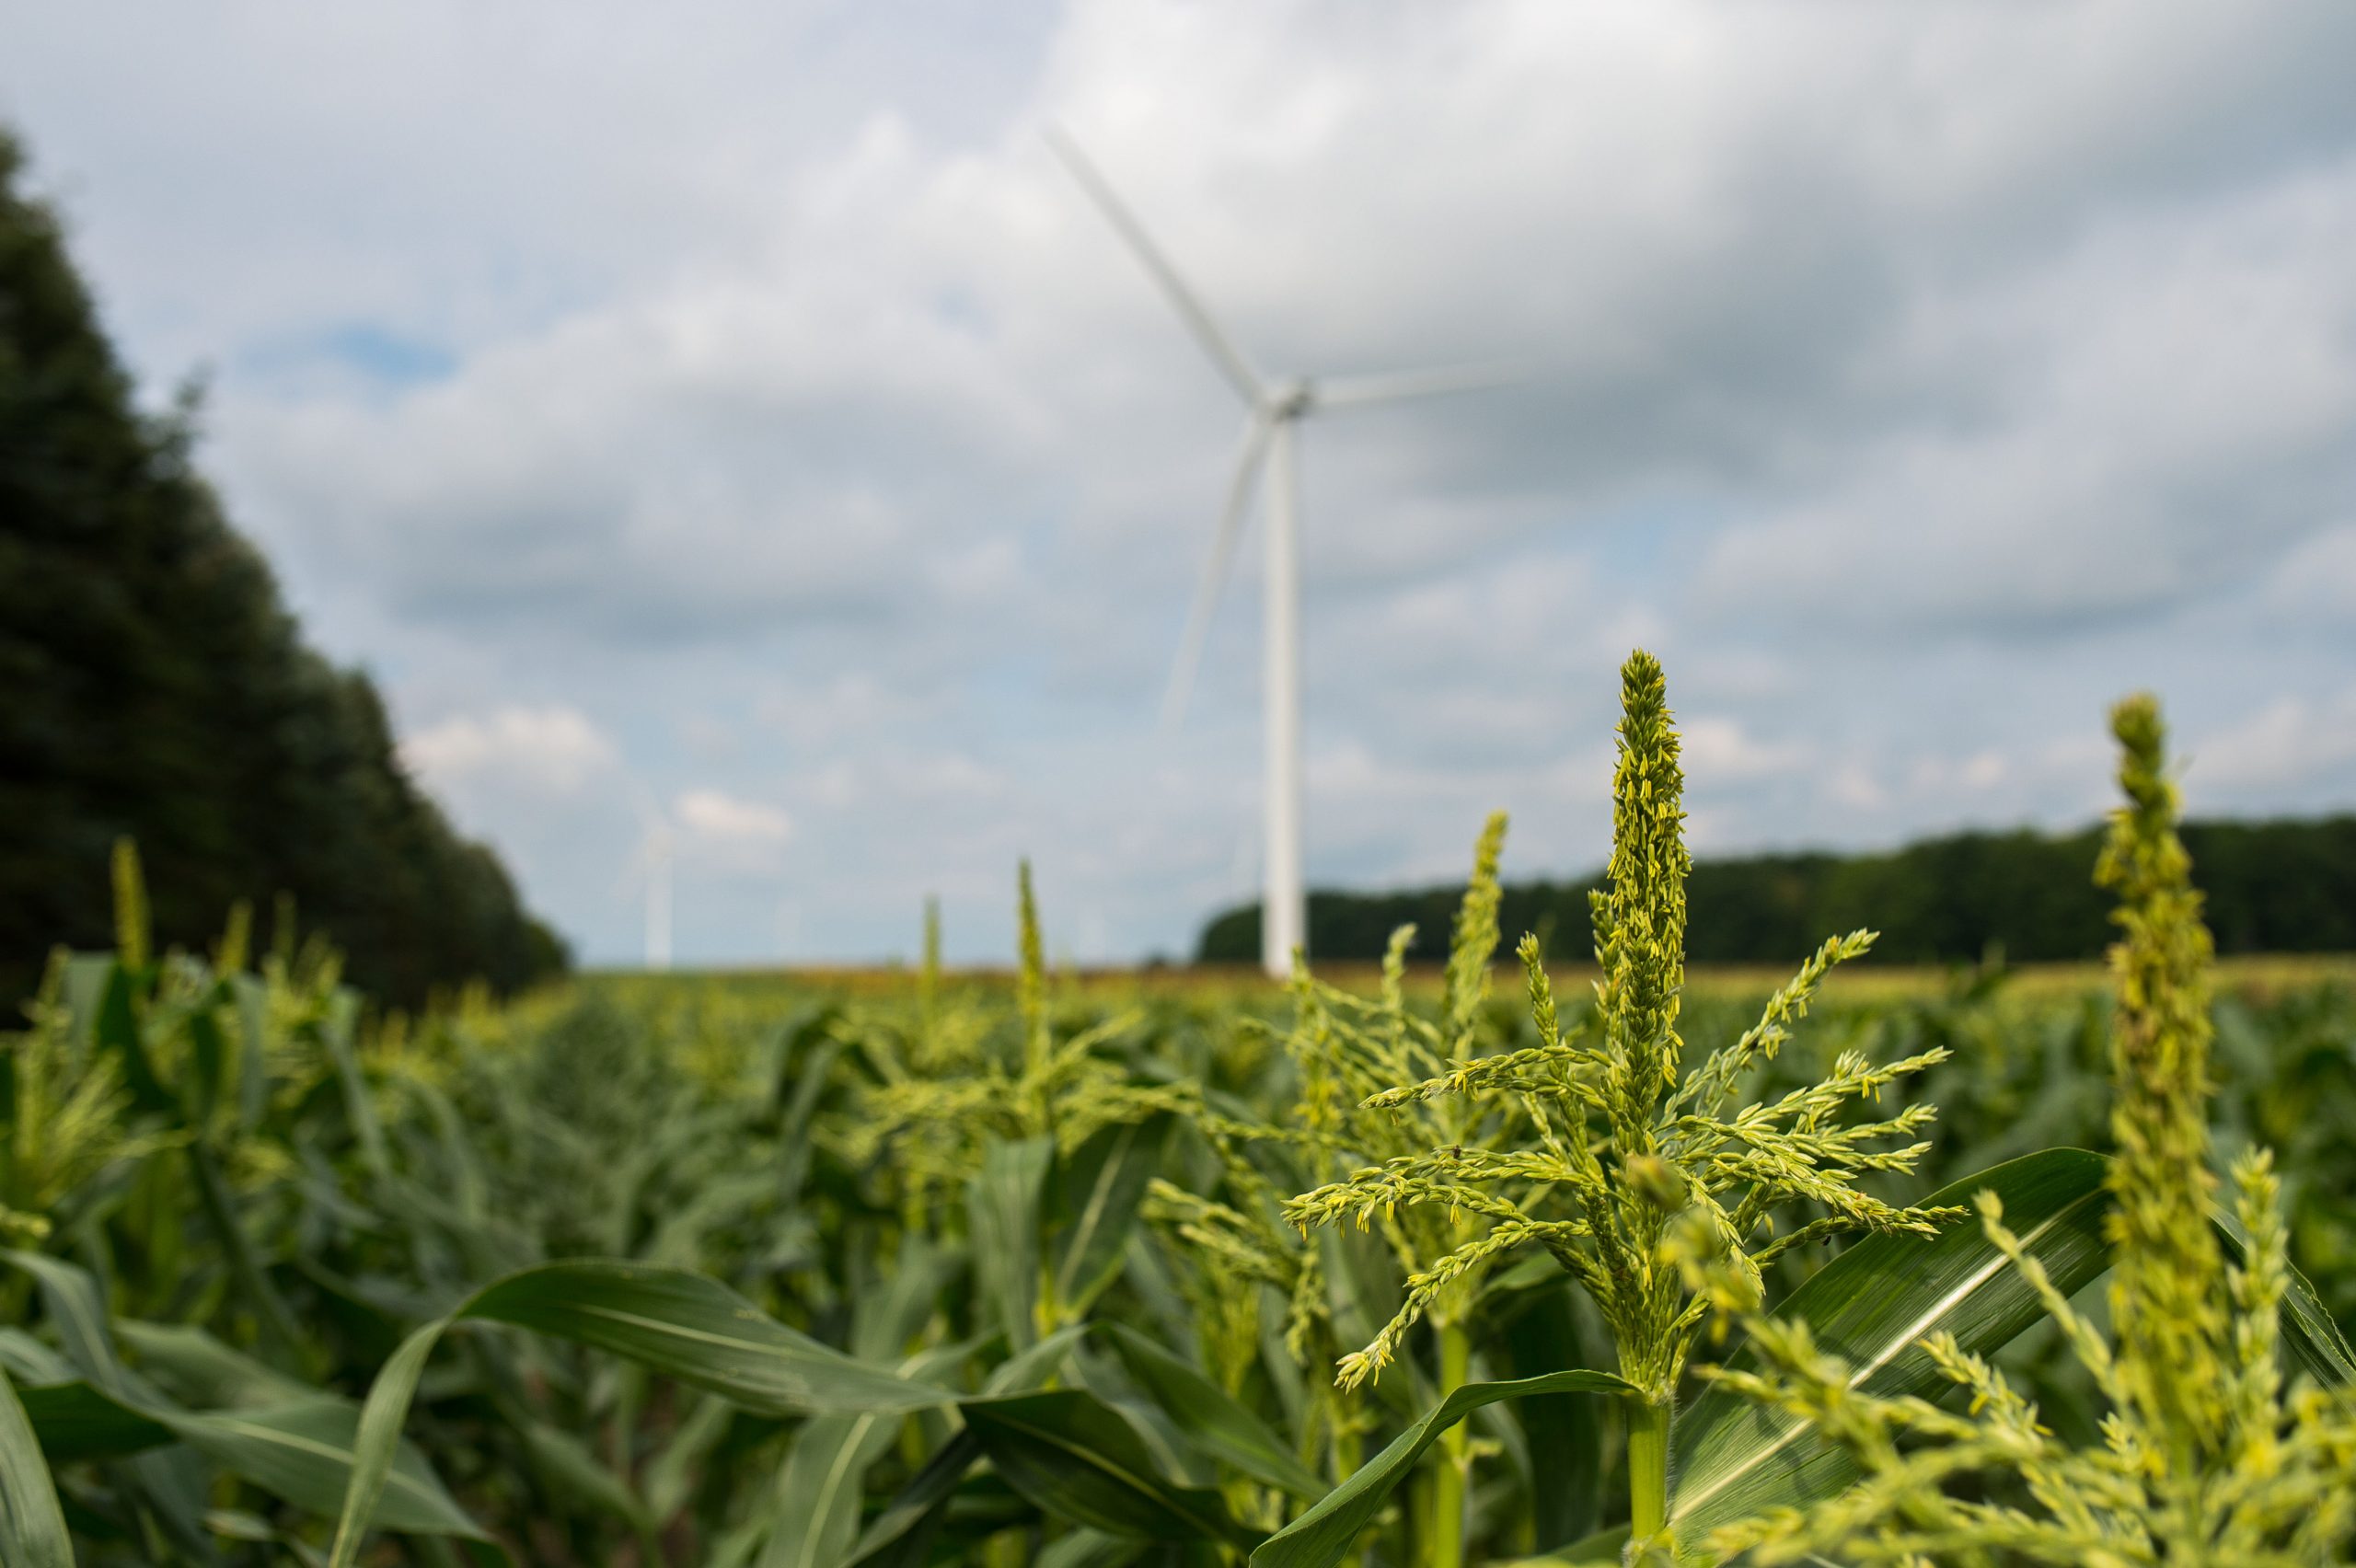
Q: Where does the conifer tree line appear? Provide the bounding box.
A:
[0,132,566,1009]
[1200,816,2356,968]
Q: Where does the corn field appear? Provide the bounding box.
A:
[3,655,2352,1566]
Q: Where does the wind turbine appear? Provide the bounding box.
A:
[618,788,675,972]
[1048,127,1517,975]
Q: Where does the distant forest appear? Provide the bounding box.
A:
[0,132,565,1008]
[1197,816,2356,967]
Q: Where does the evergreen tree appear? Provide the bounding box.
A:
[0,131,566,1007]
[1199,816,2356,967]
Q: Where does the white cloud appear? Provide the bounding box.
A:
[676,789,795,847]
[2189,689,2356,802]
[1697,157,2356,635]
[13,0,2356,961]
[401,705,616,797]
[1680,718,1805,784]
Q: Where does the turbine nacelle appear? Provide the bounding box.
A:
[1263,379,1318,421]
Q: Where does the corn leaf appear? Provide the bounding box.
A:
[326,1260,961,1568]
[460,1261,956,1413]
[17,1379,175,1463]
[1096,1321,1323,1499]
[1049,1114,1172,1320]
[838,1322,1092,1568]
[968,1137,1054,1351]
[1669,1147,2111,1543]
[0,1366,73,1568]
[960,1389,1260,1546]
[1250,1370,1636,1568]
[2211,1201,2354,1388]
[1488,1276,1610,1551]
[10,1248,479,1543]
[1035,1528,1150,1568]
[757,1412,908,1568]
[12,1374,480,1534]
[842,1428,982,1568]
[757,1339,973,1568]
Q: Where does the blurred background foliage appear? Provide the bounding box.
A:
[1199,816,2356,967]
[0,868,2348,1562]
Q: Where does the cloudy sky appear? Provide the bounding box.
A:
[8,1,2356,965]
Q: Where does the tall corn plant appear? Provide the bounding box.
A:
[1704,695,2356,1567]
[1267,653,1961,1564]
[1127,816,1534,1560]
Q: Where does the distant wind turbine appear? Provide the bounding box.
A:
[1048,127,1519,975]
[618,787,675,972]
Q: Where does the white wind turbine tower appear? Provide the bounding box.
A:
[1049,128,1517,975]
[619,789,676,972]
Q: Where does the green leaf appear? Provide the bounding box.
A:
[230,973,270,1132]
[91,962,173,1113]
[167,1400,484,1536]
[1490,1277,1611,1551]
[1050,1115,1172,1320]
[1495,1525,1627,1566]
[1667,1147,2352,1549]
[642,1394,733,1526]
[0,1330,76,1389]
[988,1322,1090,1395]
[757,1340,971,1568]
[9,1249,394,1552]
[969,1138,1053,1351]
[1249,1370,1635,1568]
[840,1323,1091,1568]
[185,1002,229,1122]
[961,1389,1259,1546]
[851,1236,961,1362]
[318,989,389,1180]
[756,1412,907,1568]
[2210,1202,2355,1389]
[17,1379,175,1464]
[0,1366,74,1568]
[459,1262,953,1415]
[1035,1528,1150,1568]
[1096,1322,1323,1500]
[114,1320,314,1409]
[13,1377,479,1535]
[5,1251,124,1391]
[1316,1228,1417,1419]
[326,1260,959,1568]
[186,1142,307,1366]
[1668,1147,2111,1544]
[326,1319,445,1568]
[842,1429,981,1568]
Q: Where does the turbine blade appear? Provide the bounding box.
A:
[1162,415,1275,731]
[1046,125,1264,406]
[1311,361,1528,409]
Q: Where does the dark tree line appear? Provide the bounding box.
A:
[1198,817,2356,968]
[1,133,566,1009]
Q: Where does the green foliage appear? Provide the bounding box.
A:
[1707,696,2356,1567]
[1281,651,1956,1557]
[1197,815,2356,968]
[0,650,2351,1567]
[0,132,565,1009]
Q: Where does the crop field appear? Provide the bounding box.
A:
[3,662,2352,1567]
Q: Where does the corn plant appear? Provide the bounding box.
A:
[1703,696,2356,1567]
[1264,652,1986,1565]
[0,672,2350,1568]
